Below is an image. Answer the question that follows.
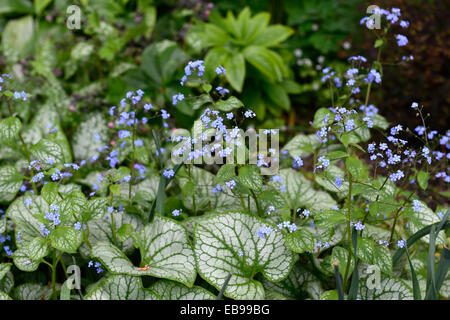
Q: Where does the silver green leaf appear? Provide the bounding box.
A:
[0,272,14,294]
[0,117,21,143]
[0,263,12,281]
[84,275,159,300]
[285,228,315,253]
[358,272,413,300]
[194,211,295,300]
[261,264,321,299]
[50,227,82,253]
[275,168,337,211]
[14,283,59,300]
[139,216,196,287]
[150,279,216,300]
[30,138,64,165]
[72,113,109,161]
[405,201,445,244]
[0,292,12,300]
[283,134,320,158]
[0,165,22,203]
[6,195,48,244]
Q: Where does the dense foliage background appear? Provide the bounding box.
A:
[0,0,448,301]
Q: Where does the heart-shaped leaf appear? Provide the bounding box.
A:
[194,211,295,299]
[85,275,159,300]
[150,279,216,300]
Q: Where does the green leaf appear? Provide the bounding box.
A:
[92,217,196,287]
[0,264,12,282]
[50,227,82,253]
[0,292,12,300]
[6,196,48,243]
[30,139,64,165]
[34,0,52,15]
[345,156,364,181]
[56,190,87,223]
[283,134,320,158]
[406,201,445,244]
[313,108,333,128]
[243,46,282,83]
[25,236,49,260]
[0,271,14,294]
[264,83,290,111]
[0,0,33,15]
[194,211,295,299]
[417,171,429,190]
[139,216,196,286]
[216,164,236,184]
[85,275,159,300]
[285,228,315,253]
[0,117,21,143]
[215,96,244,112]
[374,39,384,48]
[373,245,393,276]
[331,246,353,277]
[225,53,245,92]
[41,182,60,205]
[275,168,337,211]
[358,273,413,300]
[238,165,262,191]
[261,264,321,299]
[141,40,188,85]
[72,113,109,161]
[14,283,56,300]
[320,290,339,300]
[2,15,34,61]
[251,25,293,47]
[150,280,216,300]
[0,166,23,203]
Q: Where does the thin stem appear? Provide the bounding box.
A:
[109,192,118,247]
[5,99,38,194]
[250,189,262,216]
[343,171,353,287]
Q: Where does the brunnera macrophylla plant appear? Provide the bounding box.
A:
[0,6,448,301]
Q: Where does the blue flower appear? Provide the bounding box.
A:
[292,156,303,168]
[172,209,182,217]
[215,65,226,75]
[396,34,408,47]
[163,169,175,179]
[397,239,406,248]
[172,94,184,106]
[412,200,421,212]
[335,176,342,187]
[118,130,131,139]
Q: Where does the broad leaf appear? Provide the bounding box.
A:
[194,211,295,299]
[0,117,21,143]
[275,168,337,211]
[84,275,159,300]
[150,279,216,300]
[0,166,23,203]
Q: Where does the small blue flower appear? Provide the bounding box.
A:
[412,200,421,212]
[215,65,226,75]
[396,34,408,47]
[335,176,342,187]
[163,169,175,179]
